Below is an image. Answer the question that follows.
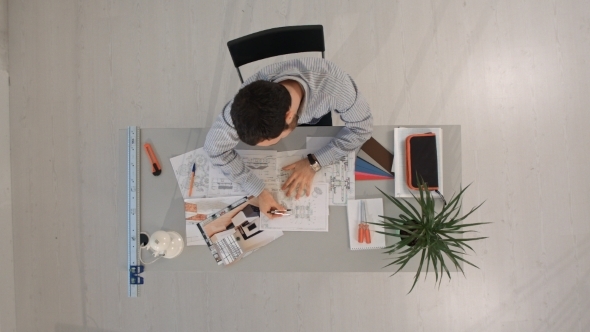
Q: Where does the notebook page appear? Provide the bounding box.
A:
[347,199,386,250]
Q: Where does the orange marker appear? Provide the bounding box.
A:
[144,143,162,176]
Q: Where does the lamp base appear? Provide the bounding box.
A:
[162,231,184,259]
[146,230,185,259]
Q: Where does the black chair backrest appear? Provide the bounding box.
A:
[227,25,325,82]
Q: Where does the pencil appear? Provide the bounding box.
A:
[188,163,195,197]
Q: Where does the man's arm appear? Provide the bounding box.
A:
[313,75,373,167]
[203,104,265,197]
[280,74,373,199]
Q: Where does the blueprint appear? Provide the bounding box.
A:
[208,167,247,197]
[237,150,279,190]
[278,140,356,206]
[316,154,354,205]
[170,147,211,199]
[171,139,355,232]
[260,183,329,232]
[207,150,278,197]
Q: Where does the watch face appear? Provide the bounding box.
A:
[307,154,321,172]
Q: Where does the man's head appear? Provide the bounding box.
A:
[230,80,292,146]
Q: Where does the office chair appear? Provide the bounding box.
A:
[227,25,331,126]
[227,25,325,83]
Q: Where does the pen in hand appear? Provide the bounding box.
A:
[267,209,292,216]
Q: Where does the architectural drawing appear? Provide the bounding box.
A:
[170,148,210,198]
[294,205,310,219]
[277,147,355,205]
[319,155,353,205]
[260,183,329,232]
[208,150,278,196]
[171,144,350,234]
[305,137,356,205]
[208,174,246,197]
[237,150,278,189]
[243,157,271,170]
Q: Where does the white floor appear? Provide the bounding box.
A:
[6,1,590,331]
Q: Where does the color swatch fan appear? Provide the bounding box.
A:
[355,157,394,181]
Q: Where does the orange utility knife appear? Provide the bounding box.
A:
[144,143,162,176]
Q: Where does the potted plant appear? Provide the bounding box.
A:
[375,179,488,293]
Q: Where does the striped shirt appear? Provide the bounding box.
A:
[204,58,373,197]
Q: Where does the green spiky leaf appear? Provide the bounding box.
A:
[375,177,488,293]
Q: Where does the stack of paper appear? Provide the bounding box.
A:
[171,137,357,241]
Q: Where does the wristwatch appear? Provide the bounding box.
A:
[307,154,321,172]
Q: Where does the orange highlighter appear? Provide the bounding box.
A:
[144,143,162,176]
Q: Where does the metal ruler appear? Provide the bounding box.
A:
[127,126,142,297]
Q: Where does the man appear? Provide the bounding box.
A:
[204,57,373,219]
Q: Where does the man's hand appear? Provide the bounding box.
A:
[258,189,286,219]
[281,158,317,199]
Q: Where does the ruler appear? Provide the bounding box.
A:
[127,126,142,297]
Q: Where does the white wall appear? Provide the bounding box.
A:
[0,0,15,330]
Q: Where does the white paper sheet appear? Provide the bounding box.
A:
[173,145,337,234]
[306,137,356,205]
[236,150,279,191]
[346,199,387,250]
[207,150,278,197]
[170,147,211,199]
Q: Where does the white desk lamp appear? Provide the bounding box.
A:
[140,230,184,264]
